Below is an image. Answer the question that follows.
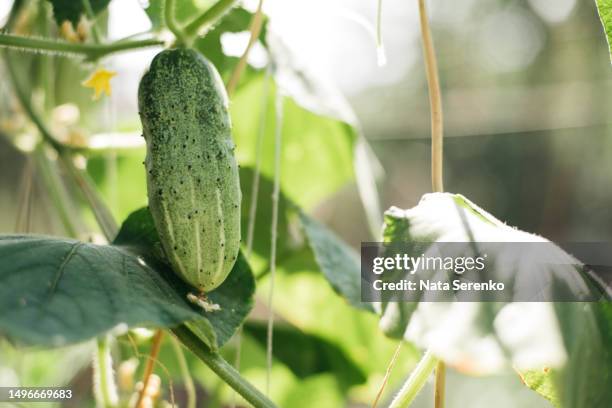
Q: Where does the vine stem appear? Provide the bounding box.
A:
[226,0,265,96]
[94,336,119,408]
[372,340,402,408]
[434,360,446,408]
[388,351,438,408]
[417,0,446,406]
[418,0,443,193]
[164,0,186,45]
[0,33,163,60]
[266,88,284,396]
[172,326,278,408]
[182,0,240,40]
[134,330,164,408]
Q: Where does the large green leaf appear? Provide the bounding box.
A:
[0,208,254,349]
[596,0,612,63]
[0,234,207,347]
[378,192,612,407]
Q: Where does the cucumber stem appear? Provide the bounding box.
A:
[183,0,240,40]
[172,325,278,408]
[0,33,163,61]
[417,0,447,405]
[94,336,119,408]
[434,361,446,408]
[164,0,187,45]
[372,340,403,408]
[226,0,265,96]
[418,0,444,193]
[388,351,438,408]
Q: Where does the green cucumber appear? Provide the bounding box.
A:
[138,48,241,293]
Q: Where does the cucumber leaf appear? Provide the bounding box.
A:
[0,207,255,350]
[378,193,612,407]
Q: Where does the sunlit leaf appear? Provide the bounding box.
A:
[378,192,612,407]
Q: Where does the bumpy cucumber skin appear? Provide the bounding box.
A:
[138,48,241,293]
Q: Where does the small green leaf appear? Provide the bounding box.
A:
[47,0,110,26]
[298,210,374,313]
[596,0,612,63]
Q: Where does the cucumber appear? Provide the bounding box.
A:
[138,48,241,293]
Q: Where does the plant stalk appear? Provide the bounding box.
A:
[388,351,438,408]
[376,0,386,65]
[183,0,240,39]
[417,0,447,405]
[164,0,186,45]
[226,0,265,96]
[172,325,278,408]
[418,0,443,193]
[434,361,446,408]
[266,89,284,395]
[94,336,119,408]
[134,330,164,408]
[372,340,403,408]
[0,33,163,60]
